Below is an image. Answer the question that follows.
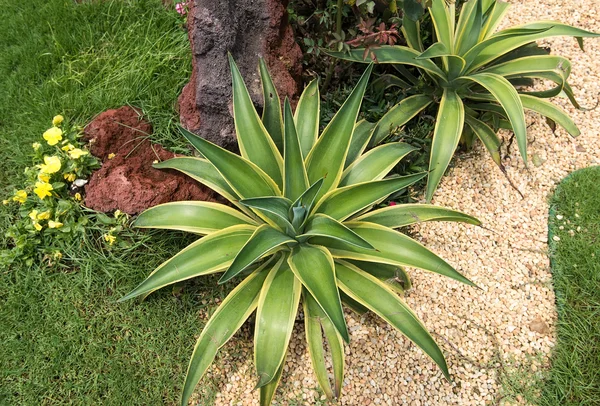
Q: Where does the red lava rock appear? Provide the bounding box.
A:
[83,106,213,215]
[178,0,303,150]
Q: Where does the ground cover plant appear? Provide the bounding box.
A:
[122,56,481,405]
[0,1,216,404]
[329,0,599,201]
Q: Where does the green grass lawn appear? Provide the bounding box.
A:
[0,0,225,404]
[542,166,600,405]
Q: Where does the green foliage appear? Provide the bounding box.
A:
[123,57,481,405]
[0,116,103,267]
[328,0,599,201]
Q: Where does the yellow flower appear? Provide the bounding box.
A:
[33,182,53,199]
[52,115,64,126]
[42,127,63,146]
[13,190,27,203]
[108,153,116,160]
[38,172,50,183]
[74,192,82,201]
[61,144,75,152]
[64,173,76,182]
[33,222,43,232]
[48,220,63,229]
[37,211,51,220]
[114,209,122,218]
[104,234,117,245]
[53,251,63,260]
[68,148,88,159]
[2,199,9,205]
[39,156,61,174]
[29,210,39,220]
[32,142,42,151]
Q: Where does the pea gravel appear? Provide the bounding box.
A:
[191,1,600,404]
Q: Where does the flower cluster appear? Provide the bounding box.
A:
[1,115,100,267]
[175,2,188,16]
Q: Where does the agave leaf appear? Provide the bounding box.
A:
[335,261,449,379]
[340,290,370,315]
[229,55,283,187]
[340,142,417,187]
[283,99,310,201]
[346,260,412,292]
[345,119,376,168]
[119,225,256,302]
[356,203,481,228]
[479,0,510,40]
[458,73,527,163]
[306,64,373,200]
[288,244,349,342]
[180,126,281,199]
[239,196,295,233]
[181,266,271,406]
[133,201,257,235]
[401,14,423,51]
[300,213,375,249]
[259,358,285,406]
[255,260,301,388]
[294,79,320,159]
[370,94,433,146]
[463,114,504,168]
[520,94,580,137]
[290,177,324,218]
[303,289,345,399]
[219,224,295,284]
[324,222,476,286]
[153,158,242,210]
[469,23,600,71]
[416,42,450,60]
[259,58,284,152]
[481,55,571,81]
[326,46,447,82]
[429,0,455,54]
[455,0,482,55]
[315,173,426,221]
[426,89,465,202]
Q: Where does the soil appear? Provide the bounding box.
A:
[83,106,214,215]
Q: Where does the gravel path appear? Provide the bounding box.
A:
[195,1,600,404]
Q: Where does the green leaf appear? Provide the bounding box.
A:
[459,73,527,163]
[306,64,373,200]
[355,203,481,228]
[179,126,281,199]
[340,290,369,315]
[401,14,423,51]
[335,260,449,379]
[181,267,270,406]
[239,196,295,233]
[254,260,301,387]
[520,94,580,137]
[481,55,571,81]
[283,99,310,201]
[370,95,432,146]
[133,201,257,235]
[326,46,447,82]
[426,89,465,202]
[259,58,284,152]
[340,142,417,187]
[454,0,482,55]
[300,213,374,249]
[325,222,476,286]
[303,289,345,399]
[153,157,238,205]
[429,0,455,54]
[464,114,504,168]
[416,42,450,60]
[294,79,320,159]
[288,244,349,342]
[120,225,256,302]
[229,54,283,187]
[219,225,295,284]
[479,0,509,40]
[290,178,324,216]
[346,260,412,292]
[345,119,376,168]
[259,358,285,406]
[315,173,426,221]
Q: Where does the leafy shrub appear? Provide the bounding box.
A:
[1,116,104,267]
[121,57,481,405]
[329,0,599,201]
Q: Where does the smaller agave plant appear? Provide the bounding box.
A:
[329,0,599,201]
[120,56,480,405]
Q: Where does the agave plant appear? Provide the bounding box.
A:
[328,0,599,201]
[120,56,480,405]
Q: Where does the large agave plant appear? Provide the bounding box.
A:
[329,0,599,201]
[120,56,480,405]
